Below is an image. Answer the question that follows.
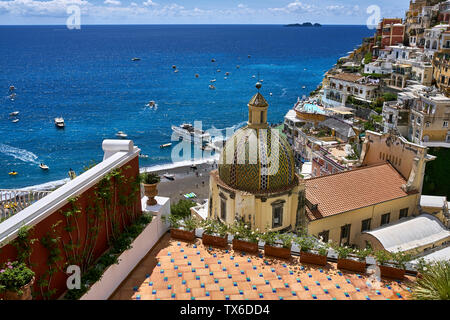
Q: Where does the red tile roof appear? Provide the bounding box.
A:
[305,163,413,221]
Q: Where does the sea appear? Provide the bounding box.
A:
[0,25,374,190]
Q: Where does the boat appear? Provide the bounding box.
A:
[195,74,199,78]
[131,58,141,61]
[302,86,306,89]
[174,69,179,73]
[116,131,128,138]
[217,69,221,73]
[171,123,212,145]
[172,65,177,69]
[8,171,18,176]
[9,85,15,91]
[211,59,216,62]
[160,143,172,149]
[225,72,230,76]
[224,77,227,80]
[139,154,149,159]
[163,173,175,180]
[210,79,216,83]
[9,93,16,100]
[39,163,49,170]
[236,65,240,69]
[209,85,216,90]
[12,119,19,123]
[54,117,65,128]
[252,75,256,78]
[9,111,19,116]
[248,55,251,58]
[147,101,157,108]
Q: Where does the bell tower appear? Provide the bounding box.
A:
[247,82,269,129]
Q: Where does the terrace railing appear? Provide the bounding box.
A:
[0,189,52,222]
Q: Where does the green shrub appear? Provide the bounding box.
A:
[412,261,450,300]
[0,261,35,295]
[140,172,160,184]
[171,199,196,218]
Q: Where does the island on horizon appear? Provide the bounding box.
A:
[285,22,322,27]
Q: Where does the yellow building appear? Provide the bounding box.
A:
[298,131,436,248]
[208,85,305,232]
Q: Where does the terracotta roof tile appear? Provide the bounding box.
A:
[305,163,411,220]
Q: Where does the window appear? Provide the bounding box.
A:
[272,200,285,228]
[220,198,227,221]
[318,230,329,243]
[340,224,351,246]
[399,208,409,219]
[381,213,390,226]
[444,121,449,128]
[361,218,372,232]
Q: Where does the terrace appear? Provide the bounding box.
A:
[111,233,414,301]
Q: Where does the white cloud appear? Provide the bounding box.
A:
[0,0,89,17]
[142,0,156,7]
[104,0,120,5]
[237,4,247,9]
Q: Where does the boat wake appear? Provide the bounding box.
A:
[0,143,39,164]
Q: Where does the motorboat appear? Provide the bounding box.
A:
[9,85,15,91]
[302,86,306,89]
[174,69,179,73]
[172,65,177,69]
[248,55,251,58]
[195,74,199,78]
[12,119,19,123]
[209,85,216,90]
[147,100,157,109]
[269,92,273,96]
[210,79,216,83]
[9,111,19,116]
[160,143,172,149]
[225,72,230,76]
[211,58,216,62]
[217,69,221,73]
[139,154,149,159]
[54,117,65,128]
[39,163,49,170]
[9,93,16,100]
[8,171,18,176]
[171,123,212,145]
[116,131,128,138]
[236,65,240,69]
[163,173,175,180]
[131,58,141,61]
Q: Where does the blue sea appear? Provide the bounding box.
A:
[0,25,373,189]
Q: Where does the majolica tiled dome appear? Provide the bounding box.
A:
[219,123,296,194]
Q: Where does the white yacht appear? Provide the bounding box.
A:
[54,117,65,128]
[9,111,19,116]
[171,123,212,145]
[39,163,49,170]
[116,131,128,138]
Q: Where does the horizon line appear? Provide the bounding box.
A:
[0,23,371,26]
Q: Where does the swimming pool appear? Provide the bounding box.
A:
[302,103,326,114]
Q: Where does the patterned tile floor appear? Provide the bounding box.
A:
[110,233,415,300]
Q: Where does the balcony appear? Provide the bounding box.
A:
[0,189,51,222]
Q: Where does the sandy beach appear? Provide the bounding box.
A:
[143,161,217,204]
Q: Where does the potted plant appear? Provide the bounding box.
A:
[141,172,161,206]
[0,261,35,300]
[262,232,292,259]
[296,236,328,266]
[163,215,198,241]
[375,250,408,280]
[334,244,368,273]
[230,221,260,253]
[201,219,229,248]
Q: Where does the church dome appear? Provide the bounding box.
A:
[218,89,297,194]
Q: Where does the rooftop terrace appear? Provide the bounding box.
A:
[111,233,415,301]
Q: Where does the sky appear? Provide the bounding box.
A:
[0,0,411,25]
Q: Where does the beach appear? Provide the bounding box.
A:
[144,161,217,204]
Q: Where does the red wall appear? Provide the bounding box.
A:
[0,156,141,299]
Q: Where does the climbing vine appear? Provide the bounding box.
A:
[37,220,64,300]
[11,225,37,266]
